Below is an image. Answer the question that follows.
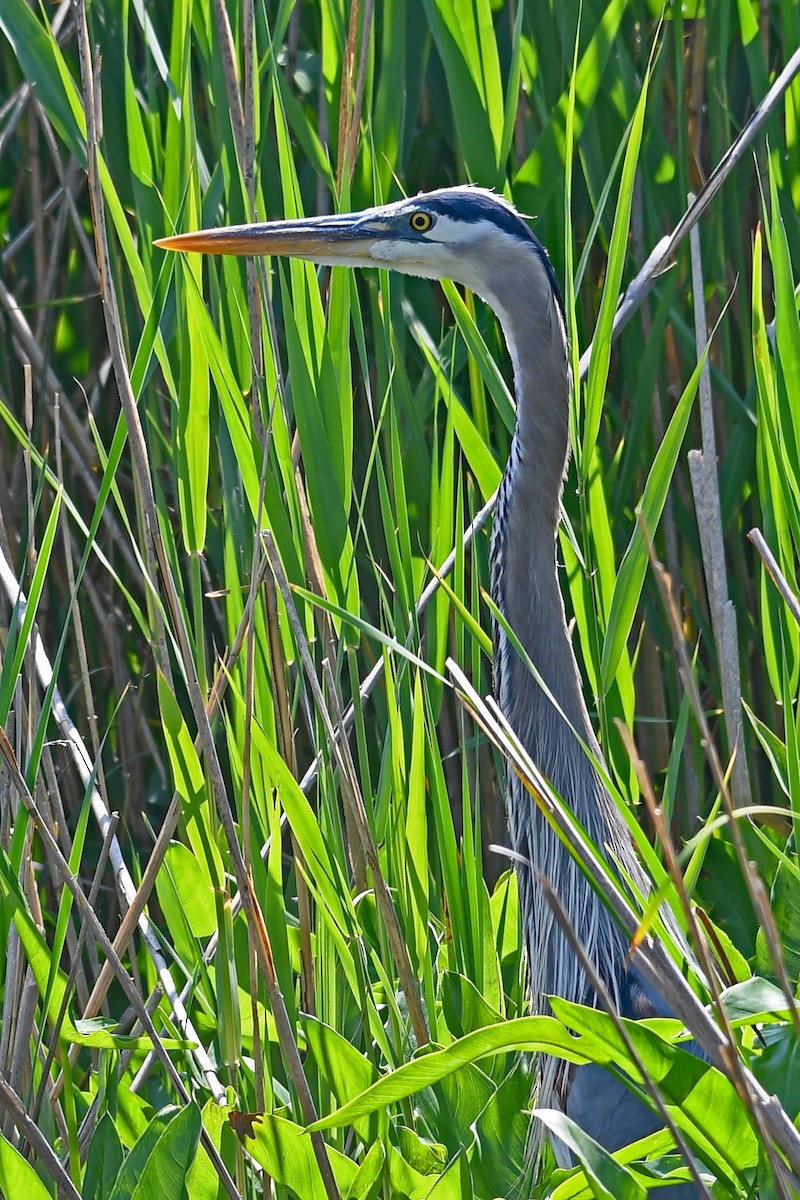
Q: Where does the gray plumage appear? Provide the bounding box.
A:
[158,187,698,1194]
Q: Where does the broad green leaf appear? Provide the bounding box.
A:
[304,1016,380,1117]
[552,1000,758,1182]
[753,1025,800,1122]
[184,1099,232,1200]
[116,1081,151,1148]
[83,1114,124,1200]
[384,1141,440,1199]
[309,1016,592,1130]
[233,1113,358,1200]
[155,841,217,966]
[470,1061,532,1197]
[756,860,800,982]
[426,1147,473,1200]
[720,978,795,1025]
[0,1132,51,1200]
[535,1110,646,1200]
[441,970,503,1039]
[303,1014,384,1139]
[417,1061,494,1153]
[108,1105,200,1200]
[128,1103,201,1200]
[346,1140,384,1200]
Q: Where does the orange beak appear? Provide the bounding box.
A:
[155,211,390,266]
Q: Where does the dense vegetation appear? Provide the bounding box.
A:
[1,0,800,1196]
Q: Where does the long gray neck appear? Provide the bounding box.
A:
[489,257,602,773]
[485,249,640,1040]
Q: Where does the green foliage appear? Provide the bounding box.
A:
[0,1132,52,1200]
[1,2,800,1198]
[104,1104,202,1200]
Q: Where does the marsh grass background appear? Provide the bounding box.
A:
[1,0,800,1196]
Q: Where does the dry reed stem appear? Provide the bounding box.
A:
[541,879,714,1199]
[263,529,430,1048]
[616,722,797,1199]
[0,1071,81,1200]
[0,725,241,1199]
[72,6,339,1193]
[0,543,225,1104]
[687,204,750,810]
[748,527,800,629]
[578,44,800,377]
[446,657,800,1177]
[210,0,246,170]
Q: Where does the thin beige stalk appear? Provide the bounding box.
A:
[0,544,225,1105]
[263,530,430,1048]
[687,204,750,809]
[0,727,241,1200]
[616,720,797,1198]
[210,0,246,170]
[541,880,714,1199]
[73,8,340,1195]
[749,527,800,628]
[645,532,800,1018]
[0,1072,82,1200]
[446,657,800,1176]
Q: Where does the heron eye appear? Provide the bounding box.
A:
[410,211,433,232]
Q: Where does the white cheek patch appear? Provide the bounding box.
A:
[367,240,409,262]
[356,233,458,282]
[425,212,470,246]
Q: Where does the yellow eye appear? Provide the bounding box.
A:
[410,211,433,232]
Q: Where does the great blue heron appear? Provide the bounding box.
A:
[157,188,697,1193]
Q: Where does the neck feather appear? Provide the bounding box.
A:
[487,254,593,748]
[485,247,639,1057]
[474,240,679,1166]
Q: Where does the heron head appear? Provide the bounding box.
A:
[155,186,562,316]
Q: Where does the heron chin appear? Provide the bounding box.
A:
[158,187,698,1196]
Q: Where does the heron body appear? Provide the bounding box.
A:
[158,188,696,1192]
